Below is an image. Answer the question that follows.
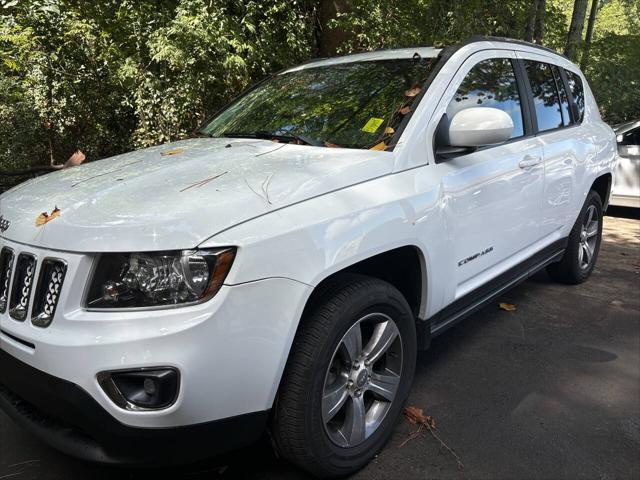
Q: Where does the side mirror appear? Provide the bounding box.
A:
[448,107,514,148]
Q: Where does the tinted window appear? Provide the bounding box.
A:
[552,65,572,126]
[565,70,585,123]
[447,58,524,138]
[525,60,563,132]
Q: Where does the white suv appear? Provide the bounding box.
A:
[0,37,616,477]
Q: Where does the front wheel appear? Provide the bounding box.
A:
[273,274,416,478]
[547,190,603,284]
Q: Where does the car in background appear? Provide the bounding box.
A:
[610,120,640,208]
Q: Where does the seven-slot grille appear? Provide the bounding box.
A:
[0,247,66,327]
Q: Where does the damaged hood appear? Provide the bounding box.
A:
[0,138,394,252]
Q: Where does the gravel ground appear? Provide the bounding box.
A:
[1,211,639,480]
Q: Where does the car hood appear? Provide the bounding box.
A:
[0,138,394,252]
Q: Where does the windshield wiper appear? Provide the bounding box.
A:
[222,130,323,147]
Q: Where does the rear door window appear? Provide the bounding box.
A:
[565,70,585,123]
[446,58,524,138]
[524,60,563,132]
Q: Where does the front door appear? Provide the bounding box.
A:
[435,52,545,302]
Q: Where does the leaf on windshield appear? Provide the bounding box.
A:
[385,127,395,134]
[405,86,421,97]
[35,206,61,226]
[499,302,517,311]
[399,106,411,115]
[369,142,387,151]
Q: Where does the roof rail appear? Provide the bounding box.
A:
[460,35,569,60]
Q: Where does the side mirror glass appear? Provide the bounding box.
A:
[447,107,514,148]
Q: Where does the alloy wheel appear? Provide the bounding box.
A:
[321,312,403,448]
[578,204,599,270]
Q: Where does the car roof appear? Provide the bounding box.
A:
[282,47,442,73]
[614,120,640,134]
[282,36,569,74]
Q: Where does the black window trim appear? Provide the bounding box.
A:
[550,65,573,126]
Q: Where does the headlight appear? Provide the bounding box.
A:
[85,248,235,309]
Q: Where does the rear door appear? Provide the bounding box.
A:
[517,53,591,237]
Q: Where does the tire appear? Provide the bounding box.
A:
[546,190,603,284]
[273,274,417,478]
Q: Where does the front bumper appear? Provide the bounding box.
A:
[0,347,268,465]
[0,238,312,463]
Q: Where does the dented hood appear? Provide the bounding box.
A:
[0,138,393,252]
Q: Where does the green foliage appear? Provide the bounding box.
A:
[0,0,638,178]
[0,0,314,172]
[585,33,640,123]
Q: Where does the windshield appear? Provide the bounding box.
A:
[199,57,438,150]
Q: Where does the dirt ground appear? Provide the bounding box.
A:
[1,211,639,480]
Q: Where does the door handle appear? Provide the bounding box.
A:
[519,155,543,170]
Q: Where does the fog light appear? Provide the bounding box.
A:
[98,368,179,411]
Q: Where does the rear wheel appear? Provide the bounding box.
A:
[547,190,603,284]
[273,274,416,478]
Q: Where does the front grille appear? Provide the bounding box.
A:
[1,248,67,328]
[0,248,14,313]
[9,253,36,321]
[32,259,66,328]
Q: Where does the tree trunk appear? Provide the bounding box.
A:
[533,0,546,44]
[315,0,352,58]
[564,0,589,60]
[524,0,540,42]
[580,0,599,70]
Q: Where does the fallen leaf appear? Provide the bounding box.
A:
[404,406,436,429]
[35,206,61,226]
[369,142,388,151]
[161,148,185,156]
[399,106,411,115]
[384,127,395,134]
[324,141,339,148]
[499,302,517,312]
[401,406,463,471]
[405,86,421,97]
[64,150,85,168]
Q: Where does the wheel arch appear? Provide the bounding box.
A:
[591,172,612,210]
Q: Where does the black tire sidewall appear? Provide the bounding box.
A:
[302,282,416,474]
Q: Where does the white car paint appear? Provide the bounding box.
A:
[0,40,616,437]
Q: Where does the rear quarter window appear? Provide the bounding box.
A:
[565,70,585,123]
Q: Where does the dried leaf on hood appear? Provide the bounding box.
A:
[35,206,61,226]
[499,302,517,312]
[161,148,186,157]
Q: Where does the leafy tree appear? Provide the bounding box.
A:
[0,0,638,189]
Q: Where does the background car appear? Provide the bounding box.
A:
[610,120,640,208]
